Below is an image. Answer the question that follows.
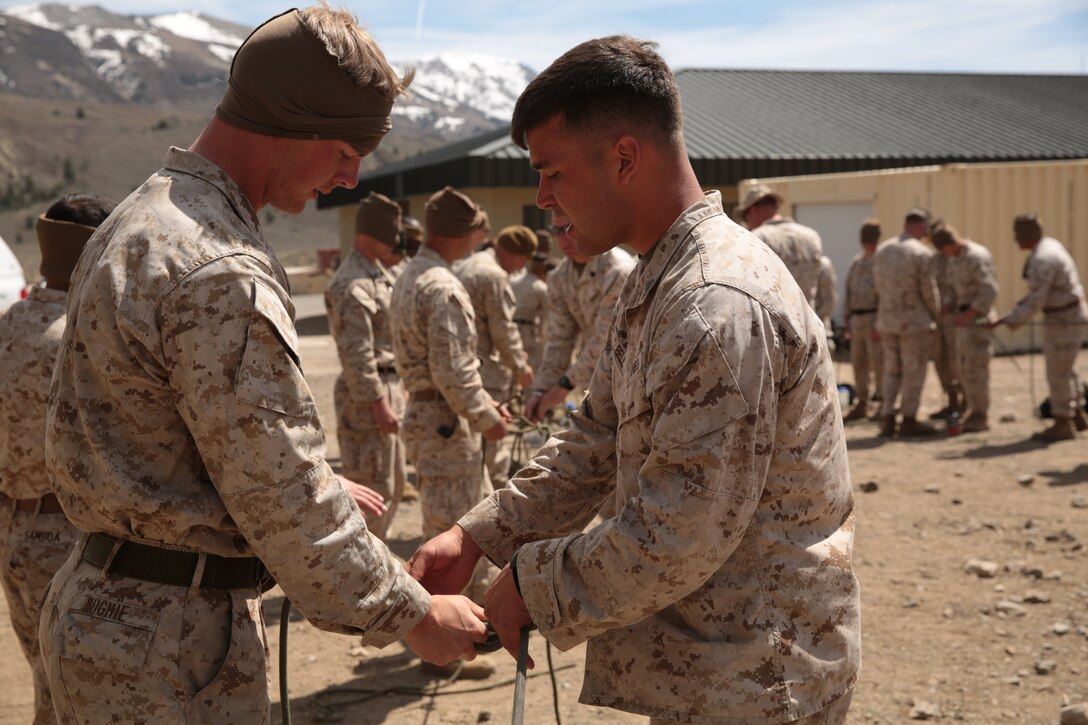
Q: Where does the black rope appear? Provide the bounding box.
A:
[279,598,292,725]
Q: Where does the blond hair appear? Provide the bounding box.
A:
[298,1,414,102]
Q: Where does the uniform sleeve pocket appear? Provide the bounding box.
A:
[58,595,159,675]
[234,278,315,418]
[648,309,750,451]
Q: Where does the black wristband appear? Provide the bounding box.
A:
[557,374,575,390]
[509,547,523,596]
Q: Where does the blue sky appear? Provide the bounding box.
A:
[3,0,1087,73]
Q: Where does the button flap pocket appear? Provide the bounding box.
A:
[234,278,315,418]
[648,309,750,451]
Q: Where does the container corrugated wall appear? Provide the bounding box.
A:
[741,159,1088,352]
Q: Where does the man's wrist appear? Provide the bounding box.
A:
[509,547,523,596]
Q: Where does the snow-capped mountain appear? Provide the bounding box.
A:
[0,3,535,132]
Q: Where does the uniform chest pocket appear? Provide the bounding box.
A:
[234,279,315,418]
[58,594,159,675]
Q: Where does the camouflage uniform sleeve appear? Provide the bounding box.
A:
[427,284,504,431]
[567,265,625,389]
[487,274,530,376]
[815,259,837,321]
[161,260,428,643]
[969,252,1000,314]
[843,259,857,317]
[918,253,941,321]
[1005,257,1055,327]
[463,289,770,651]
[332,283,385,403]
[534,274,579,391]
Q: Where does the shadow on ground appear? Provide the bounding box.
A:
[1041,463,1088,487]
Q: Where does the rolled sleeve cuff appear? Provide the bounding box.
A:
[358,572,431,648]
[458,497,512,564]
[514,537,586,651]
[466,402,503,433]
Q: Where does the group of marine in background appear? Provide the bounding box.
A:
[735,184,1088,443]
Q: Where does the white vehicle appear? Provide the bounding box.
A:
[0,234,28,313]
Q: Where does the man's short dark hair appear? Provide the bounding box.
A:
[45,194,117,227]
[510,35,682,150]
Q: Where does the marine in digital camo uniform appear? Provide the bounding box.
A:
[815,253,838,352]
[525,209,634,421]
[843,219,884,420]
[873,208,942,437]
[410,36,860,725]
[929,242,964,420]
[325,191,407,540]
[931,221,999,433]
[0,194,114,725]
[737,184,824,307]
[510,256,551,374]
[390,186,510,607]
[457,226,537,486]
[992,213,1088,441]
[40,9,488,723]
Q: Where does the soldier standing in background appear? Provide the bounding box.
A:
[41,9,489,722]
[457,225,537,486]
[325,191,407,540]
[511,253,551,381]
[815,254,838,353]
[991,214,1088,441]
[526,209,634,421]
[931,221,999,433]
[0,194,114,725]
[874,208,941,437]
[410,35,860,724]
[929,241,964,420]
[737,184,823,306]
[843,219,884,420]
[391,188,509,661]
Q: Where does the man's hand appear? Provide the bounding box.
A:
[953,309,977,327]
[371,398,400,434]
[484,566,535,668]
[527,385,569,422]
[407,525,485,595]
[404,595,488,665]
[517,366,534,390]
[336,475,388,519]
[483,404,511,441]
[986,314,1005,330]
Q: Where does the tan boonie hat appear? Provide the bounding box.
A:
[37,216,95,281]
[905,206,931,223]
[534,228,553,255]
[860,218,881,245]
[355,191,402,246]
[495,225,538,256]
[735,184,783,220]
[929,219,961,248]
[425,186,486,238]
[1013,213,1043,243]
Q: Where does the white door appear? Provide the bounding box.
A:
[793,202,875,323]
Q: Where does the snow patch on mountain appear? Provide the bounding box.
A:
[405,53,535,121]
[148,12,245,47]
[4,4,61,31]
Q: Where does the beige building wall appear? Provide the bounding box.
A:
[740,159,1088,352]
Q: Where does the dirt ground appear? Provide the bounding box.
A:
[0,325,1084,724]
